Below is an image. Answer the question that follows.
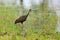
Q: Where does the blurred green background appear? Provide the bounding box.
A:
[0,0,60,40]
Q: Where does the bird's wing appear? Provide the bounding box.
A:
[19,15,26,21]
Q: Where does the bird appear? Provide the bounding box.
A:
[15,9,31,24]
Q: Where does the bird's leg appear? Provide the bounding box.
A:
[20,23,24,33]
[21,23,24,31]
[21,23,27,37]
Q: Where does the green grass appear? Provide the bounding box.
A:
[0,5,60,40]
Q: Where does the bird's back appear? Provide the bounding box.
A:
[15,15,27,24]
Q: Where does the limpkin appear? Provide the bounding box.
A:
[15,9,31,37]
[15,9,31,24]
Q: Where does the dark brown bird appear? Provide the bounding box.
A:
[15,9,31,24]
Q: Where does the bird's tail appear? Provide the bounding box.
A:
[15,20,17,24]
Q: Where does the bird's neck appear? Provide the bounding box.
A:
[26,10,30,17]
